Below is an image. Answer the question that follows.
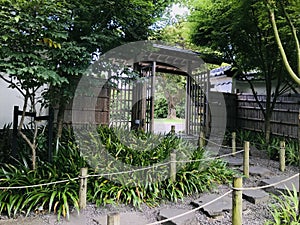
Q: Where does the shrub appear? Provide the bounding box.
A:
[154,98,168,118]
[0,138,86,219]
[234,129,299,166]
[0,124,12,163]
[86,126,235,207]
[0,126,235,219]
[265,185,300,225]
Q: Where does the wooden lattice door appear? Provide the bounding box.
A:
[185,70,209,136]
[131,62,155,133]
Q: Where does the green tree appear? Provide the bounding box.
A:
[152,12,226,65]
[156,73,186,119]
[0,0,177,162]
[0,0,70,169]
[264,0,300,85]
[48,0,176,139]
[188,0,298,143]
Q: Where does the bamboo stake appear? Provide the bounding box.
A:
[243,141,250,178]
[199,131,205,148]
[170,152,176,182]
[79,168,88,209]
[171,125,175,134]
[232,132,236,156]
[279,141,286,172]
[107,213,120,225]
[232,176,243,225]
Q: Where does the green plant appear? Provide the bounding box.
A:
[0,126,235,219]
[154,98,168,118]
[236,129,253,146]
[234,129,300,166]
[87,127,235,207]
[0,138,85,220]
[0,124,12,163]
[265,185,300,225]
[285,139,300,166]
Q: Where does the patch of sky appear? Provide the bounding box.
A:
[150,3,189,30]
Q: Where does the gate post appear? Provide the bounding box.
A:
[12,106,19,158]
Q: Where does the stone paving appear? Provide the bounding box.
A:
[261,174,299,194]
[191,193,234,217]
[158,209,198,225]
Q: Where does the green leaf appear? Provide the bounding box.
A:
[49,191,57,213]
[2,35,8,41]
[14,15,21,23]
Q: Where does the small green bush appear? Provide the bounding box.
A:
[154,98,168,118]
[0,148,83,220]
[86,126,235,207]
[0,124,12,163]
[265,185,300,225]
[234,129,299,166]
[0,126,235,219]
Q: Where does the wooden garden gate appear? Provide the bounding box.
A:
[108,43,209,136]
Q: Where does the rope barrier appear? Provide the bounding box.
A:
[204,137,244,150]
[232,173,299,191]
[153,172,300,225]
[86,162,171,178]
[0,149,245,190]
[0,177,79,190]
[0,162,171,190]
[208,149,244,160]
[176,149,245,163]
[145,190,233,225]
[254,142,279,150]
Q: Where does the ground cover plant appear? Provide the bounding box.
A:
[234,129,299,166]
[0,126,235,219]
[265,185,300,225]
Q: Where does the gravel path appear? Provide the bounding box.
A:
[0,147,298,225]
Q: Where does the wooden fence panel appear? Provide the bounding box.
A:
[236,94,299,138]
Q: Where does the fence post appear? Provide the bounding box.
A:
[79,167,88,209]
[232,176,243,225]
[279,141,286,172]
[171,125,175,134]
[170,151,176,182]
[107,213,120,225]
[199,131,205,148]
[12,105,19,158]
[243,141,250,178]
[232,132,236,156]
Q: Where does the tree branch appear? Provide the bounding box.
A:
[18,91,29,131]
[269,6,300,85]
[281,3,300,76]
[0,74,26,97]
[244,75,266,118]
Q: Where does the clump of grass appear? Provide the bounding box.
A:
[265,185,299,225]
[0,126,235,219]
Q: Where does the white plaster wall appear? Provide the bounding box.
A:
[210,75,233,93]
[0,78,48,128]
[0,79,24,127]
[234,79,295,95]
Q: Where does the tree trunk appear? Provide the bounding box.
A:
[264,115,271,145]
[167,96,177,119]
[32,145,36,170]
